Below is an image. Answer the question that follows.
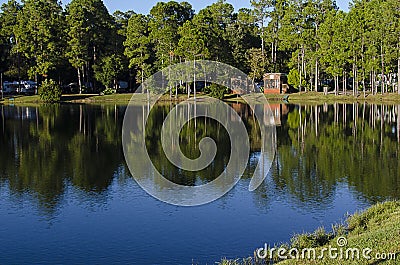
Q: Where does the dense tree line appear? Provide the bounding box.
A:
[0,0,399,94]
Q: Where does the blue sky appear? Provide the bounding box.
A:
[97,0,351,13]
[1,0,351,13]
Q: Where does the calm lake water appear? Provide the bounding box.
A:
[0,102,399,264]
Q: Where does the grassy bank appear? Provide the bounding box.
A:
[2,92,400,105]
[0,93,188,105]
[219,201,400,265]
[283,92,400,104]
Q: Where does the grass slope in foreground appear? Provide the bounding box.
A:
[219,201,400,265]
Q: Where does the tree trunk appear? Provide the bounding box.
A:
[398,105,400,142]
[193,58,196,100]
[398,57,400,94]
[271,42,274,70]
[370,71,373,95]
[93,45,97,93]
[297,50,301,92]
[352,63,356,96]
[299,70,302,93]
[337,75,340,96]
[333,76,336,95]
[142,69,145,92]
[381,44,385,95]
[361,37,365,97]
[82,65,86,92]
[302,47,305,75]
[373,70,376,95]
[261,19,265,68]
[274,39,277,71]
[169,53,172,99]
[77,67,82,94]
[315,59,318,92]
[300,46,305,92]
[355,65,359,94]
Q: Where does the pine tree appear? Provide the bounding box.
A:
[65,0,114,93]
[148,1,194,70]
[0,0,22,79]
[14,0,65,81]
[124,14,152,89]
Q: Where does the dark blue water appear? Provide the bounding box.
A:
[0,103,398,264]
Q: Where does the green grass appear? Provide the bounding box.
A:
[2,91,400,105]
[221,92,400,105]
[0,93,200,104]
[282,91,400,104]
[0,94,42,104]
[219,201,400,265]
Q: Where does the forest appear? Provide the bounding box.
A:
[0,0,399,95]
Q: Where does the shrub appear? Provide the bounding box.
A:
[288,69,307,90]
[207,83,227,100]
[39,79,62,103]
[101,87,116,95]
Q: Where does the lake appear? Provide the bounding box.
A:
[0,102,399,264]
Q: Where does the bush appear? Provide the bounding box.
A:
[101,87,116,95]
[288,69,306,90]
[39,79,62,103]
[207,84,227,100]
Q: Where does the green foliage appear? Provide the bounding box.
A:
[246,48,266,82]
[14,0,65,78]
[347,201,400,234]
[176,20,208,59]
[207,83,226,99]
[191,1,235,63]
[0,0,21,74]
[65,0,115,93]
[291,227,333,249]
[124,13,152,85]
[223,201,400,264]
[93,54,124,89]
[287,69,306,89]
[286,110,300,129]
[101,87,116,95]
[149,1,194,69]
[0,0,399,95]
[39,79,62,103]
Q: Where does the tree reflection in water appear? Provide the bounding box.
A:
[0,103,399,214]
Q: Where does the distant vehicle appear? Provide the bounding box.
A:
[63,83,79,94]
[117,81,129,92]
[2,81,19,94]
[255,82,263,92]
[2,81,37,95]
[20,81,37,94]
[118,81,128,89]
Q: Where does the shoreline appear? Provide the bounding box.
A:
[1,92,400,106]
[219,201,400,265]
